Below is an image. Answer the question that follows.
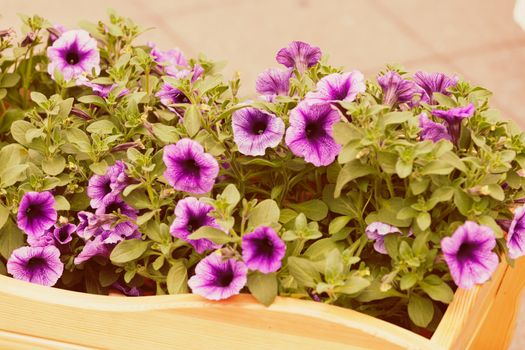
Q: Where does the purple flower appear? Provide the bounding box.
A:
[95,198,139,243]
[7,246,64,286]
[52,223,76,245]
[74,236,111,265]
[377,71,418,105]
[305,71,365,104]
[156,83,190,111]
[188,253,248,300]
[432,103,475,143]
[413,71,458,104]
[170,197,223,254]
[77,77,129,98]
[418,112,452,143]
[241,226,286,273]
[365,222,401,254]
[149,42,188,76]
[232,108,285,156]
[47,24,66,43]
[17,191,57,237]
[27,223,76,248]
[276,41,321,72]
[87,161,129,209]
[47,29,100,81]
[285,102,342,166]
[507,206,525,259]
[255,68,293,99]
[441,221,499,289]
[163,138,219,194]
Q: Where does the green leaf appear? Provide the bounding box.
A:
[137,210,158,226]
[395,159,413,179]
[10,120,33,146]
[279,208,297,224]
[152,123,179,144]
[221,184,240,208]
[0,204,9,230]
[408,294,434,327]
[400,273,418,290]
[337,276,371,294]
[419,276,454,304]
[54,195,70,211]
[183,105,201,137]
[289,200,328,221]
[166,260,188,294]
[329,216,351,235]
[0,164,28,187]
[86,120,117,135]
[420,161,454,175]
[42,156,66,176]
[110,239,150,264]
[382,111,413,126]
[335,160,375,197]
[416,212,431,231]
[188,226,231,244]
[0,73,20,88]
[287,257,320,288]
[486,184,504,201]
[0,219,24,259]
[66,128,91,153]
[247,199,280,231]
[247,272,278,306]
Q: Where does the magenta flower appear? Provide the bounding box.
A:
[27,223,76,248]
[232,108,285,156]
[413,71,458,104]
[377,71,418,105]
[188,253,248,300]
[149,42,188,76]
[418,112,452,143]
[74,236,112,265]
[47,24,66,42]
[285,102,341,167]
[170,197,223,254]
[156,83,190,112]
[255,68,293,100]
[276,41,321,72]
[17,191,57,237]
[7,246,64,286]
[365,222,402,254]
[78,77,129,98]
[507,206,525,259]
[87,161,129,209]
[47,29,100,81]
[432,103,475,143]
[241,226,286,273]
[163,138,219,194]
[441,221,498,289]
[306,71,365,104]
[94,198,139,243]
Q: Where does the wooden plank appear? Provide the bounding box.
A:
[0,275,439,350]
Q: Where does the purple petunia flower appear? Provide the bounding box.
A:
[149,42,188,76]
[507,206,525,259]
[170,197,223,254]
[77,77,129,98]
[232,108,285,156]
[47,29,100,81]
[27,223,76,248]
[365,222,402,254]
[74,236,112,265]
[432,103,475,143]
[241,226,286,273]
[163,138,219,194]
[413,71,458,104]
[17,191,57,237]
[255,68,293,100]
[285,102,342,167]
[418,112,452,143]
[7,245,64,286]
[87,161,129,209]
[47,24,66,43]
[377,71,418,105]
[188,253,248,300]
[305,71,365,104]
[441,221,499,289]
[276,41,321,72]
[156,83,190,112]
[94,198,139,243]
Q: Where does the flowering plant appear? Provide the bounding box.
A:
[1,13,525,334]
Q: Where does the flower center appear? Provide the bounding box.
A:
[250,119,268,135]
[255,237,274,256]
[457,242,478,262]
[305,122,325,140]
[105,203,121,214]
[186,215,206,233]
[182,158,200,176]
[66,51,80,65]
[25,205,42,219]
[103,179,112,194]
[58,227,69,242]
[216,268,234,287]
[26,257,46,270]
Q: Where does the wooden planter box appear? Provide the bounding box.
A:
[0,258,524,350]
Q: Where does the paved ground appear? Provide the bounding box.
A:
[1,0,525,348]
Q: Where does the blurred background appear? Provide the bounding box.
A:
[1,0,525,348]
